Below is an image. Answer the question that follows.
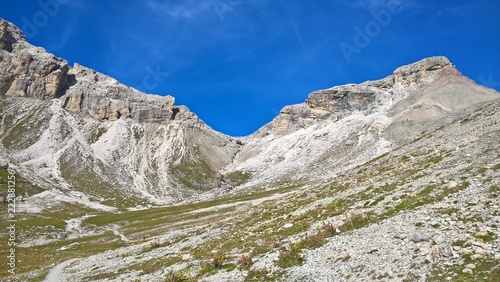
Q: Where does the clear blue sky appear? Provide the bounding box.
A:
[1,0,499,136]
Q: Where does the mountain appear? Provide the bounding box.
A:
[0,18,499,281]
[0,18,241,208]
[226,56,498,190]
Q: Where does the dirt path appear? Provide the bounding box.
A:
[43,258,79,282]
[111,225,130,242]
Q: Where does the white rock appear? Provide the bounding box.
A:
[462,268,473,274]
[465,264,476,269]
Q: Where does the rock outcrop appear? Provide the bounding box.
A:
[0,19,192,125]
[392,56,452,87]
[61,63,187,123]
[0,19,69,100]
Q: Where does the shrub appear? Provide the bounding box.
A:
[339,213,369,232]
[211,251,226,268]
[301,230,325,249]
[246,269,270,281]
[321,222,338,237]
[164,270,195,282]
[238,254,253,270]
[278,243,304,268]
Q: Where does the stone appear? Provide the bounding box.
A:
[475,231,488,238]
[181,253,193,261]
[468,199,478,205]
[441,248,453,258]
[0,20,69,99]
[459,249,473,255]
[475,247,485,255]
[62,64,178,123]
[430,247,440,257]
[465,264,476,269]
[411,234,430,243]
[56,232,67,239]
[283,223,294,229]
[0,159,8,169]
[430,220,440,228]
[472,240,485,247]
[462,268,473,275]
[0,19,183,125]
[393,56,451,88]
[432,235,446,245]
[336,253,350,261]
[470,254,483,260]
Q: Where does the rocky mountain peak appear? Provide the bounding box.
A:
[393,56,453,87]
[0,18,25,52]
[0,18,198,125]
[257,56,468,136]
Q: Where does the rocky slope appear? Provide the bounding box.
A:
[0,18,499,281]
[6,94,499,282]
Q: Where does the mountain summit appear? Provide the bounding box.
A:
[1,18,499,281]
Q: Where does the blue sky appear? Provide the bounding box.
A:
[1,0,499,136]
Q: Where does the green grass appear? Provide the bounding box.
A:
[84,184,299,228]
[383,181,469,219]
[88,125,108,143]
[88,256,184,280]
[427,259,500,282]
[245,269,276,282]
[225,171,252,186]
[0,168,45,198]
[171,157,217,190]
[452,240,466,247]
[400,155,411,162]
[1,106,51,150]
[489,185,500,197]
[0,231,129,276]
[477,167,488,174]
[58,154,144,209]
[476,232,497,243]
[1,104,496,281]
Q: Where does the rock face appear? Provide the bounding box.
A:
[393,56,452,87]
[0,18,24,52]
[0,19,188,124]
[62,63,184,123]
[0,19,69,100]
